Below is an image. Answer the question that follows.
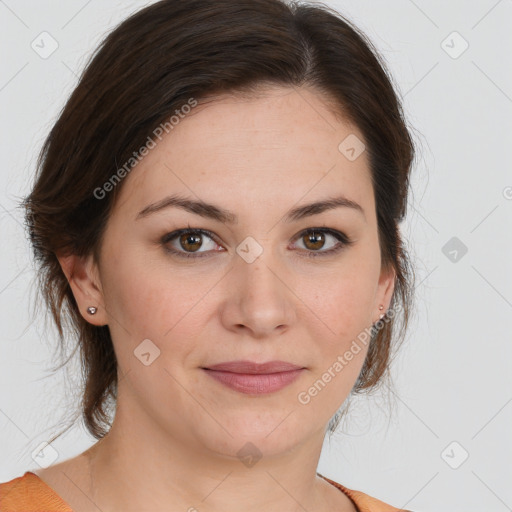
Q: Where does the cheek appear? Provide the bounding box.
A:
[296,262,377,342]
[293,274,374,416]
[306,283,372,379]
[101,246,216,362]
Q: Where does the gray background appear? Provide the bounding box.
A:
[1,1,511,511]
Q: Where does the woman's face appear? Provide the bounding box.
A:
[83,86,394,459]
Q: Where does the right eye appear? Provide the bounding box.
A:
[161,228,224,259]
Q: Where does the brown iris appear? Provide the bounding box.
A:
[302,230,325,251]
[179,232,203,252]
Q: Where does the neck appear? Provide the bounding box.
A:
[83,399,337,512]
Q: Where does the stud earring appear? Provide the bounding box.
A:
[87,306,97,315]
[379,304,385,319]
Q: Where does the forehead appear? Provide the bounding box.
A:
[113,85,374,221]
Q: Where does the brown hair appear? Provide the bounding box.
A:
[22,0,417,442]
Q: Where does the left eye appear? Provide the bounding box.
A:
[161,227,352,259]
[294,228,347,255]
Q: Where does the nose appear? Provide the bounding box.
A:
[219,249,297,339]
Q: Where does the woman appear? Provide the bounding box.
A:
[1,0,416,510]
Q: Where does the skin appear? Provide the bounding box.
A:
[35,85,395,512]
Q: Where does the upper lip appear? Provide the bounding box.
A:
[203,360,304,374]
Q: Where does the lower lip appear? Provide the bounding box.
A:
[202,368,304,394]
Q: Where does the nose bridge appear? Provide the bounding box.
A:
[224,236,296,336]
[236,236,282,304]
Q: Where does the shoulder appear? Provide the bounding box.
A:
[318,473,412,512]
[0,471,72,512]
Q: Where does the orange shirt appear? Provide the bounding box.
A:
[0,471,409,511]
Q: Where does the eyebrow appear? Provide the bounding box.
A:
[136,193,366,223]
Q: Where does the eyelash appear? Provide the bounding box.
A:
[161,227,354,260]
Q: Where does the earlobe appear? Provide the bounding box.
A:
[374,266,396,324]
[56,252,107,326]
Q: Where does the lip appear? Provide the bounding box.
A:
[202,360,306,395]
[204,360,304,374]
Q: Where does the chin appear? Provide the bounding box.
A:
[192,412,317,460]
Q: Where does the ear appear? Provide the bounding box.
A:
[57,251,108,326]
[372,265,396,324]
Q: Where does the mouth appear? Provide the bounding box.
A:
[201,360,306,395]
